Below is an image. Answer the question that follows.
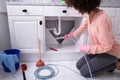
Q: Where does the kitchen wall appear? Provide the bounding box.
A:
[0,0,10,50]
[0,12,11,50]
[101,0,120,7]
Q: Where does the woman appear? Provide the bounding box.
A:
[64,0,120,77]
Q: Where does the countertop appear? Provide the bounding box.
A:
[6,0,120,8]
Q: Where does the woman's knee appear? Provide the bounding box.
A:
[76,61,81,69]
[76,54,95,70]
[80,67,91,77]
[76,56,88,69]
[76,59,85,69]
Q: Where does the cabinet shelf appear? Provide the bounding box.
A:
[46,43,79,54]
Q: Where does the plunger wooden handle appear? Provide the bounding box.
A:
[36,39,45,67]
[38,39,41,60]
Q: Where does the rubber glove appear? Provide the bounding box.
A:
[64,33,73,39]
[78,45,90,53]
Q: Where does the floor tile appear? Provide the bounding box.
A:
[0,61,120,80]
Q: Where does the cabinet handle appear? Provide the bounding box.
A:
[22,9,27,13]
[39,21,42,25]
[62,10,67,13]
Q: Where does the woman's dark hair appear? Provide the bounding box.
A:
[65,0,101,14]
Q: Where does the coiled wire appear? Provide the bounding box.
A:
[34,64,80,80]
[34,64,59,80]
[34,38,93,80]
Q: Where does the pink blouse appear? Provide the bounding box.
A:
[72,10,120,58]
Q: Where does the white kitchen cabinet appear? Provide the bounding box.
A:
[7,5,84,54]
[7,5,45,53]
[7,5,119,55]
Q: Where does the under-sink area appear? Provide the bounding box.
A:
[45,16,87,53]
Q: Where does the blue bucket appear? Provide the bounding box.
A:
[2,49,20,73]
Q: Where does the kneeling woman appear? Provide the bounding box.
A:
[64,0,120,77]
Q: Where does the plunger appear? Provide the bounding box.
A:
[36,39,45,67]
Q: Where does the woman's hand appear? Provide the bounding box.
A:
[78,45,90,53]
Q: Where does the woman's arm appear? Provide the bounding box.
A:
[72,17,88,37]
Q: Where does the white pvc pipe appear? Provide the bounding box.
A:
[53,17,62,36]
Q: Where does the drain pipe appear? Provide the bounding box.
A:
[53,17,61,36]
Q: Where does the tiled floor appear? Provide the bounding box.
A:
[0,61,120,80]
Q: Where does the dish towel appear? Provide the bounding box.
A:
[0,51,19,73]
